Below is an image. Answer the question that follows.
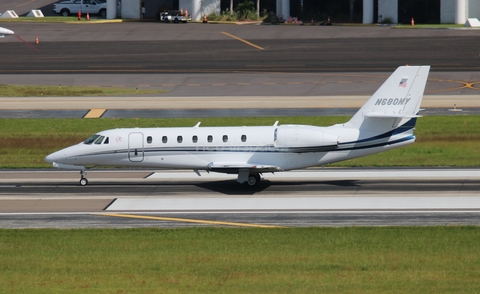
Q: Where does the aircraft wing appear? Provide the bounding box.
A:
[207,163,283,174]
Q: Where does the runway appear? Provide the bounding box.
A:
[1,169,480,228]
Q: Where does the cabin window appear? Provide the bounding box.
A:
[223,135,228,142]
[104,137,109,144]
[177,136,183,143]
[241,135,247,142]
[162,136,168,143]
[192,135,198,143]
[147,136,152,144]
[84,134,100,145]
[94,136,105,145]
[207,135,213,143]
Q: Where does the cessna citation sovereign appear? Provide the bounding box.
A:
[46,65,430,186]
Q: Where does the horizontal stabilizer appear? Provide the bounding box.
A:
[364,112,422,118]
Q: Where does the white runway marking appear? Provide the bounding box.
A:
[110,169,480,212]
[107,196,480,212]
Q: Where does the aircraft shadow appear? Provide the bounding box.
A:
[3,179,361,196]
[195,179,360,195]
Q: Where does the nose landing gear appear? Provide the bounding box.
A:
[79,170,88,186]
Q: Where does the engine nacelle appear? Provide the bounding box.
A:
[274,126,338,148]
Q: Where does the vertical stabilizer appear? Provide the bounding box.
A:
[345,65,430,131]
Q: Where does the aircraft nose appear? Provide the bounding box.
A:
[45,151,63,163]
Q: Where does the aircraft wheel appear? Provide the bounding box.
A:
[247,174,260,186]
[80,178,88,186]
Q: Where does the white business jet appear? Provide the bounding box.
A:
[46,65,430,186]
[0,27,14,38]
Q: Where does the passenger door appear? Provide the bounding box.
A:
[128,132,144,162]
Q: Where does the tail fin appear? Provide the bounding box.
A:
[345,65,430,131]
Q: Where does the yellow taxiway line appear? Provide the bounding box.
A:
[99,213,284,228]
[221,32,264,50]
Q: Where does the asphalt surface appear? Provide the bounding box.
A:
[1,168,480,228]
[3,177,480,198]
[1,23,480,74]
[2,212,480,229]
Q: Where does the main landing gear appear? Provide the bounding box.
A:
[79,170,88,186]
[246,173,261,186]
[237,170,262,187]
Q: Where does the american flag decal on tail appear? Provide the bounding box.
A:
[399,78,408,87]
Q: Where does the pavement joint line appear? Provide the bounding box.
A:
[98,213,285,228]
[83,108,106,118]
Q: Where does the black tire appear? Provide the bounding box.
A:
[99,9,106,18]
[174,18,179,23]
[80,178,88,186]
[247,174,261,186]
[164,18,169,23]
[61,9,70,17]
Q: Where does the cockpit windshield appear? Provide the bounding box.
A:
[94,136,105,144]
[84,134,100,145]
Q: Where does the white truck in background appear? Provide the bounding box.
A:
[159,10,188,23]
[53,0,107,17]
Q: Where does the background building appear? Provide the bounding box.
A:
[364,0,480,24]
[120,0,479,24]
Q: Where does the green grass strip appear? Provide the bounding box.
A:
[0,227,479,293]
[0,84,166,97]
[1,116,480,168]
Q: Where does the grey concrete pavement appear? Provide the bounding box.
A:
[2,22,480,43]
[0,71,480,112]
[1,95,480,110]
[2,22,480,74]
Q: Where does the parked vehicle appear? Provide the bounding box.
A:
[53,0,107,17]
[159,10,188,23]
